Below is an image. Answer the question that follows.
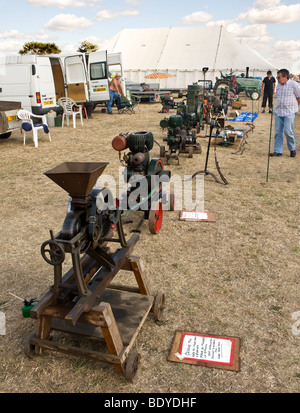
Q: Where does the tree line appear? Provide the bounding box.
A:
[18,40,99,55]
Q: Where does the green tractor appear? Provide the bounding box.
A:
[213,70,262,100]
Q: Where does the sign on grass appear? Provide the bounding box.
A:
[168,331,241,372]
[179,211,216,222]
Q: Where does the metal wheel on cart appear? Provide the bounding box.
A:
[148,200,163,234]
[124,352,141,382]
[24,332,38,359]
[152,292,166,321]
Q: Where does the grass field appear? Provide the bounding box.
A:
[0,96,299,393]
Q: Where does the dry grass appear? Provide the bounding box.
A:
[0,96,299,393]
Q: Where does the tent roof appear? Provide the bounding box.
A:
[101,26,276,73]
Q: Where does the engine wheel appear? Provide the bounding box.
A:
[149,200,163,234]
[148,158,164,193]
[41,240,65,266]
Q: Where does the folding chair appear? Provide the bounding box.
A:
[58,97,83,128]
[118,90,140,114]
[17,110,51,148]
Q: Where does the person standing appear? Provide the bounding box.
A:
[270,68,300,157]
[261,70,276,113]
[107,74,125,115]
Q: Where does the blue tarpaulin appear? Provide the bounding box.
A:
[227,112,258,122]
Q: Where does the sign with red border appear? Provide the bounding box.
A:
[168,330,241,372]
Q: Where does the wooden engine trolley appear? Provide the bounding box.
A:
[24,162,165,382]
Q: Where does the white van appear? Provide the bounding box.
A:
[0,53,92,114]
[85,50,110,104]
[50,53,89,105]
[48,52,110,109]
[0,51,124,115]
[0,55,57,114]
[84,51,125,106]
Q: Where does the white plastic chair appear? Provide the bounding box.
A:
[58,97,83,128]
[17,110,51,148]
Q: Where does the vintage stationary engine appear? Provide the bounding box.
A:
[24,161,166,382]
[178,82,229,124]
[112,131,173,234]
[159,114,201,164]
[112,131,155,184]
[160,94,177,113]
[40,162,128,296]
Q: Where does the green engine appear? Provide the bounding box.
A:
[160,114,197,150]
[112,131,155,182]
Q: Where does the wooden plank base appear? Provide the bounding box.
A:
[51,289,154,346]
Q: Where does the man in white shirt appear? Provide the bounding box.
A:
[270,68,300,158]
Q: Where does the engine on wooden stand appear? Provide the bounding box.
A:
[112,131,173,234]
[24,161,166,382]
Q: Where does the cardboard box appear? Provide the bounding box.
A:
[231,101,246,109]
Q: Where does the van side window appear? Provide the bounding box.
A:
[90,62,107,80]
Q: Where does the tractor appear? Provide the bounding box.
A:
[213,70,262,100]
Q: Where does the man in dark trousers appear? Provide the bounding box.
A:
[261,70,276,113]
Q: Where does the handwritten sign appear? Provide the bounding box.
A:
[168,331,241,372]
[177,334,234,365]
[181,212,208,220]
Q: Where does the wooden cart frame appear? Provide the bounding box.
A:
[24,243,165,382]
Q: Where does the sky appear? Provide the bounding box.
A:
[0,0,299,72]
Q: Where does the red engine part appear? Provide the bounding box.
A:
[112,135,128,151]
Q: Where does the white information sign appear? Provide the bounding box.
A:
[181,212,208,220]
[177,334,234,365]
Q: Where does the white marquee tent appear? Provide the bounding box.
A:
[100,26,277,90]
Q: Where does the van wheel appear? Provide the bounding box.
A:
[0,132,11,139]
